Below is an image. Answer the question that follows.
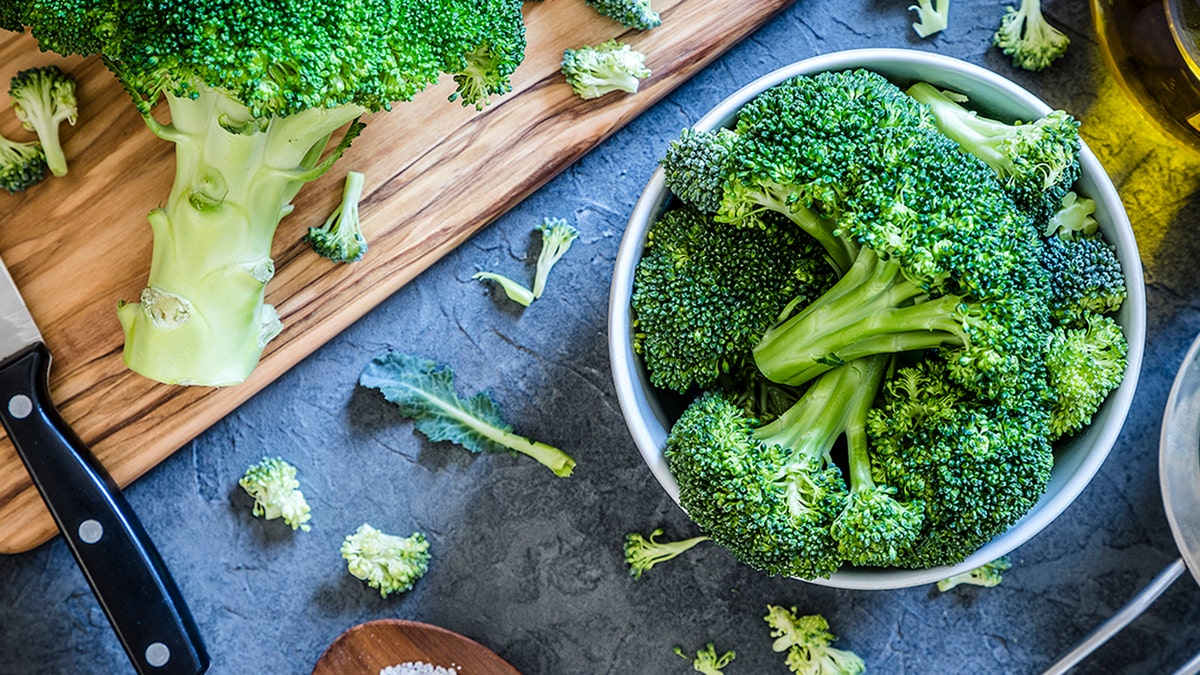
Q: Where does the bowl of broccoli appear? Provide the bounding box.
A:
[608,48,1145,590]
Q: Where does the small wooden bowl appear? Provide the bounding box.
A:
[312,619,521,675]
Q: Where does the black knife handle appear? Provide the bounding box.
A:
[0,343,208,675]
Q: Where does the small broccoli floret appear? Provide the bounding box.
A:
[360,351,576,477]
[674,643,735,675]
[8,65,76,177]
[906,82,1081,225]
[764,606,865,675]
[561,39,651,100]
[632,206,834,393]
[474,217,578,306]
[1041,233,1127,326]
[937,555,1013,591]
[0,132,48,193]
[909,0,949,38]
[660,127,738,214]
[238,457,313,532]
[1045,191,1098,239]
[340,524,431,598]
[623,528,711,579]
[303,171,367,264]
[994,0,1070,72]
[1045,313,1128,440]
[585,0,661,30]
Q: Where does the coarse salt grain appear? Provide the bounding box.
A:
[379,661,459,675]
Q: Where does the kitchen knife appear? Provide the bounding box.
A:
[0,253,208,675]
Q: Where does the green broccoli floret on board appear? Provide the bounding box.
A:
[304,171,368,264]
[561,39,650,100]
[8,65,76,177]
[0,132,48,193]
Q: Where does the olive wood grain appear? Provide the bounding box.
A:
[312,620,520,675]
[0,0,794,553]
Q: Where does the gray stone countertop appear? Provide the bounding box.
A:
[4,0,1200,673]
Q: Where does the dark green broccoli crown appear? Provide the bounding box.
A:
[584,0,661,30]
[304,226,366,264]
[20,0,527,117]
[0,5,21,32]
[0,135,49,192]
[665,391,846,579]
[660,127,738,214]
[632,206,834,393]
[1040,233,1127,326]
[1045,312,1128,440]
[830,486,924,567]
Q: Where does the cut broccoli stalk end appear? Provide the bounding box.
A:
[117,84,366,386]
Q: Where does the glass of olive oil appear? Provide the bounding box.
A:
[1092,0,1200,154]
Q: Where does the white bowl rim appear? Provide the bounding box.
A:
[608,48,1147,590]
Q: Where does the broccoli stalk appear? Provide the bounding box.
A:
[0,132,48,193]
[17,0,529,387]
[304,170,368,264]
[909,0,949,38]
[623,528,711,579]
[341,524,431,597]
[8,65,76,177]
[994,0,1070,72]
[764,606,865,675]
[937,555,1012,591]
[238,457,313,532]
[674,644,735,675]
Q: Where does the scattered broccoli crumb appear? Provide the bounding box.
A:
[674,643,735,675]
[993,0,1070,72]
[623,528,711,579]
[304,170,368,263]
[0,132,48,193]
[937,555,1013,591]
[765,606,865,675]
[8,65,76,177]
[474,217,578,306]
[238,457,313,532]
[561,39,650,100]
[341,524,431,597]
[909,0,949,38]
[584,0,661,30]
[359,351,576,477]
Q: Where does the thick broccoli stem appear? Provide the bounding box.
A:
[905,83,1015,177]
[117,85,365,385]
[753,247,967,386]
[721,180,858,274]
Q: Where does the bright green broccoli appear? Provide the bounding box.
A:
[561,39,650,100]
[0,132,48,192]
[238,456,313,532]
[906,82,1081,226]
[584,0,661,30]
[11,0,528,387]
[1045,313,1128,440]
[937,555,1012,591]
[340,524,431,597]
[764,606,865,675]
[303,170,367,264]
[659,127,738,214]
[474,216,579,306]
[623,528,711,579]
[994,0,1070,72]
[8,65,76,177]
[909,0,949,38]
[674,643,735,675]
[360,351,576,477]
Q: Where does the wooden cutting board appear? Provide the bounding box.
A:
[0,0,794,553]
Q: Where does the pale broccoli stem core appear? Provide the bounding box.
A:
[116,84,366,386]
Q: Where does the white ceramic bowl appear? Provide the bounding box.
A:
[608,48,1146,590]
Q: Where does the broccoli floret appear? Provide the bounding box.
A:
[906,82,1081,226]
[937,555,1012,591]
[994,0,1070,72]
[674,643,735,675]
[1041,232,1126,326]
[303,171,367,264]
[623,528,711,579]
[474,216,578,306]
[561,39,650,100]
[1045,191,1098,239]
[17,0,528,386]
[764,606,865,675]
[360,351,576,477]
[340,524,431,597]
[1045,313,1128,440]
[584,0,661,30]
[8,65,76,177]
[632,206,834,393]
[238,456,313,532]
[659,127,738,214]
[0,132,48,193]
[909,0,949,38]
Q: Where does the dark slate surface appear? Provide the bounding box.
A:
[4,1,1200,673]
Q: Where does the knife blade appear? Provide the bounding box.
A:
[0,254,208,675]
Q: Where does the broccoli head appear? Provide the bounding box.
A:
[1045,313,1128,440]
[585,0,661,30]
[764,606,865,675]
[340,524,431,597]
[238,456,312,532]
[561,39,651,100]
[1041,232,1127,326]
[0,132,48,193]
[8,65,76,177]
[994,0,1070,72]
[659,127,738,214]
